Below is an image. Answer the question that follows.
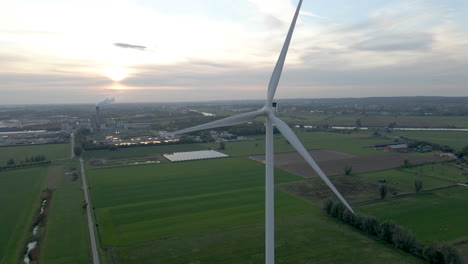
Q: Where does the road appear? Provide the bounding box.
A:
[80,158,100,264]
[71,133,75,159]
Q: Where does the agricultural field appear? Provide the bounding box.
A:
[0,143,70,166]
[359,187,468,255]
[39,163,91,264]
[86,157,424,264]
[0,167,48,264]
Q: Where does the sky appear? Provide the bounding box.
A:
[1,0,467,104]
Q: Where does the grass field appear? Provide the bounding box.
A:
[39,163,91,264]
[402,162,468,183]
[392,130,468,151]
[0,143,70,166]
[86,157,423,263]
[357,162,465,193]
[110,209,423,264]
[280,114,468,128]
[359,187,468,244]
[0,167,48,264]
[207,132,393,156]
[83,143,205,160]
[88,157,302,246]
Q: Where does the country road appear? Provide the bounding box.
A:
[80,158,100,264]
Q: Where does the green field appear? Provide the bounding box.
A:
[87,157,423,263]
[84,131,394,163]
[359,187,468,243]
[88,157,301,246]
[0,143,70,166]
[357,162,465,193]
[402,162,468,183]
[0,167,48,264]
[39,163,91,264]
[83,143,205,160]
[204,132,393,156]
[280,114,468,128]
[392,130,468,151]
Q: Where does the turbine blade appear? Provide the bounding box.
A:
[267,0,303,105]
[172,110,264,135]
[268,114,355,213]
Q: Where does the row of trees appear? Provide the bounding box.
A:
[324,200,465,264]
[6,155,47,166]
[0,161,51,171]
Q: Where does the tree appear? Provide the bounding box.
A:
[7,158,15,166]
[74,146,83,156]
[402,159,411,168]
[344,165,352,176]
[414,176,423,193]
[355,119,362,127]
[219,142,225,150]
[379,184,388,199]
[460,145,468,158]
[388,122,397,128]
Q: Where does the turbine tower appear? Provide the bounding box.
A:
[172,1,354,263]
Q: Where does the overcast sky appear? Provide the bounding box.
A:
[1,0,467,104]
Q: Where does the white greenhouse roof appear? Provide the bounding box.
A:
[163,150,228,162]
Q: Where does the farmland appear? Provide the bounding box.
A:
[0,143,70,166]
[0,167,48,264]
[86,157,425,263]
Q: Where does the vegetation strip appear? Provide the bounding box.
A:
[324,200,465,264]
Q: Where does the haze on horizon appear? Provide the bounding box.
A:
[1,0,467,105]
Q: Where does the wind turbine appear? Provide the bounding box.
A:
[172,0,354,263]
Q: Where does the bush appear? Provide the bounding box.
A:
[378,220,397,243]
[441,244,465,264]
[324,200,334,215]
[392,226,416,253]
[363,216,380,236]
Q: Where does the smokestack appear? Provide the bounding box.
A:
[96,106,100,128]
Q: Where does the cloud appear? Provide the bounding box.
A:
[351,33,433,51]
[113,43,147,51]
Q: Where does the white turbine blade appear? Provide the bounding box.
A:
[269,114,355,213]
[172,110,264,135]
[267,0,303,105]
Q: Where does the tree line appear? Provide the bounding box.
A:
[324,200,465,264]
[6,154,47,166]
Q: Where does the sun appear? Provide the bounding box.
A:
[103,66,131,82]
